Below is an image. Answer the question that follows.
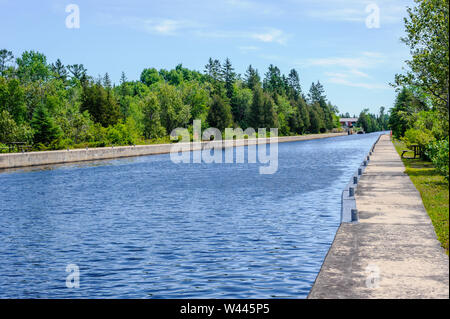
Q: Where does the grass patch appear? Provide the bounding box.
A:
[393,139,449,254]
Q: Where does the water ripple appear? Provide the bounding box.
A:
[0,133,382,298]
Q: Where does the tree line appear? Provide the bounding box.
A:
[0,50,341,151]
[389,0,448,180]
[339,107,390,133]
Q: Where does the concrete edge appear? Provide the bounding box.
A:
[0,132,347,170]
[340,133,382,223]
[306,133,385,299]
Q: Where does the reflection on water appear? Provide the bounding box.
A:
[0,133,382,298]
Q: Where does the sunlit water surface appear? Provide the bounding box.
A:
[0,133,382,298]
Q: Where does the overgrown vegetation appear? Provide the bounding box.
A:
[389,0,449,182]
[0,50,342,152]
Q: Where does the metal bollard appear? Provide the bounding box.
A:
[367,155,370,161]
[351,209,358,222]
[358,168,362,175]
[353,176,358,184]
[363,160,367,166]
[349,187,355,197]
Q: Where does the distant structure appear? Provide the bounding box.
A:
[339,118,358,129]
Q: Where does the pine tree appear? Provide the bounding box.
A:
[287,69,302,101]
[263,64,283,95]
[120,71,127,85]
[222,58,236,100]
[67,64,87,80]
[207,94,232,131]
[244,65,261,90]
[51,59,67,81]
[249,86,265,128]
[31,103,61,145]
[81,81,120,127]
[103,72,112,89]
[308,81,326,104]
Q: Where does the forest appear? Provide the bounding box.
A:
[0,51,342,151]
[388,0,448,180]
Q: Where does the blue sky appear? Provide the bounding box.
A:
[0,0,414,115]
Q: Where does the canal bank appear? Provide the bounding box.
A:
[0,132,346,169]
[308,134,449,299]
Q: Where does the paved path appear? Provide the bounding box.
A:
[309,134,449,299]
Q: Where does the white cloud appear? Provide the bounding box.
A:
[304,0,410,25]
[328,77,388,89]
[119,17,200,36]
[303,57,370,69]
[303,52,388,89]
[197,28,289,45]
[301,51,384,69]
[250,28,289,44]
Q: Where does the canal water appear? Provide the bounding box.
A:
[0,132,383,298]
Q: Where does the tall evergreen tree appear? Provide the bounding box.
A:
[244,65,261,90]
[287,69,302,101]
[51,59,67,81]
[67,64,87,81]
[0,49,14,75]
[222,58,236,100]
[263,64,283,95]
[81,81,120,127]
[308,81,326,104]
[207,94,232,131]
[31,103,62,145]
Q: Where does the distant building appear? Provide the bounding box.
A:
[339,118,358,128]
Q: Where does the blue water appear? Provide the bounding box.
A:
[0,133,382,298]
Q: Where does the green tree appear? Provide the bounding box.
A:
[16,51,50,82]
[81,81,121,127]
[31,103,62,145]
[263,64,284,96]
[142,92,166,139]
[51,59,68,82]
[308,81,326,104]
[0,110,33,143]
[287,69,302,101]
[207,94,232,131]
[249,85,265,129]
[244,65,261,90]
[0,49,14,76]
[222,58,236,100]
[0,77,27,123]
[67,64,87,81]
[389,87,427,138]
[231,83,253,128]
[156,83,191,133]
[394,0,449,114]
[140,68,163,87]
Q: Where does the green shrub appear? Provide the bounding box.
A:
[401,128,436,153]
[106,122,137,145]
[49,138,73,150]
[426,138,449,181]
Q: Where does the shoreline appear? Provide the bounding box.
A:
[308,134,449,299]
[0,132,346,170]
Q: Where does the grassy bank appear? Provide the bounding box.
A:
[393,139,449,254]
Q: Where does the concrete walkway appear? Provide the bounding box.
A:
[309,134,449,299]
